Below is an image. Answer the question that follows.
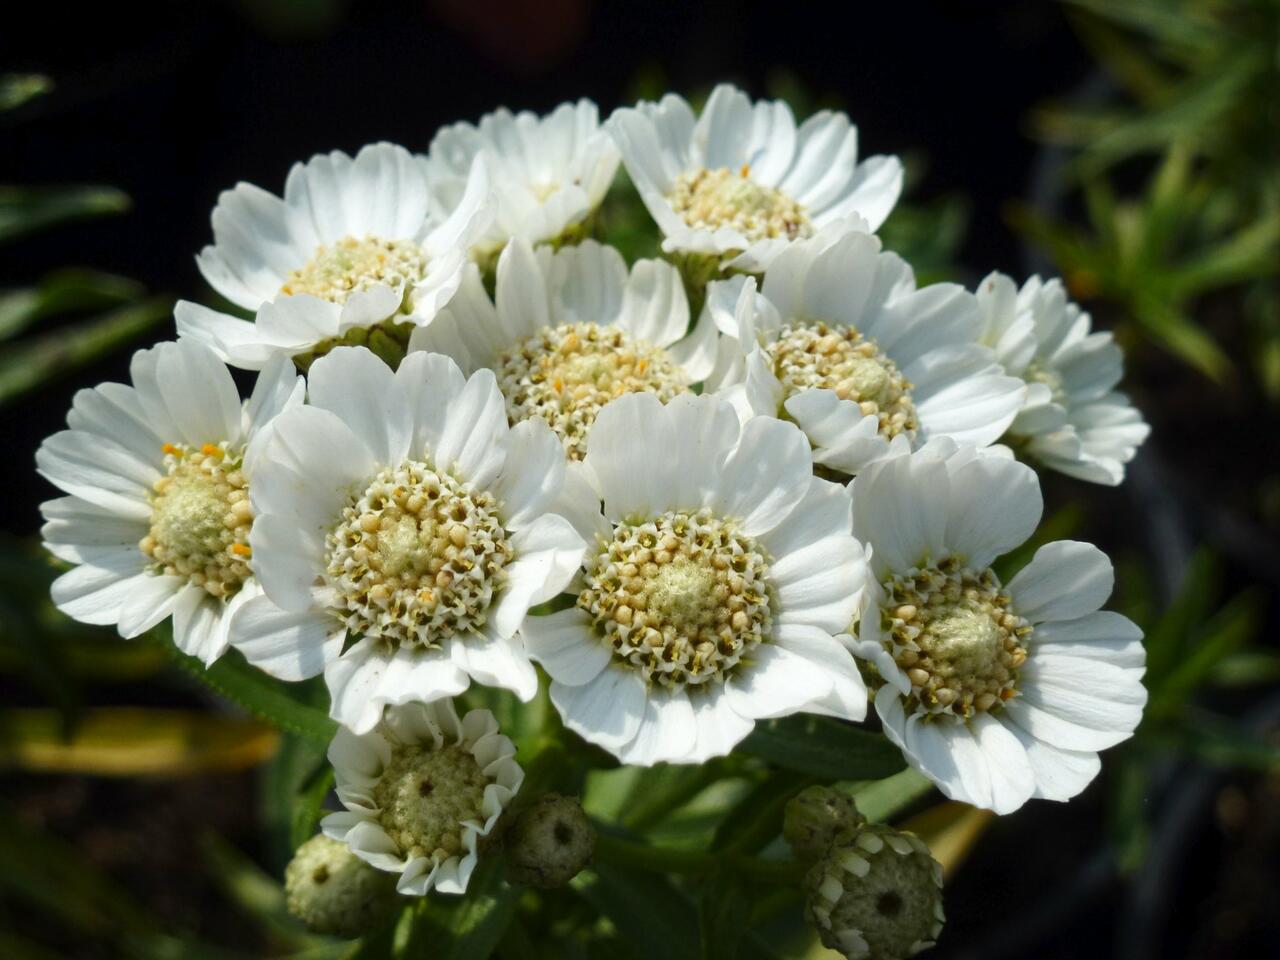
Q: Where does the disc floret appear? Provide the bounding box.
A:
[373,743,491,863]
[879,557,1029,717]
[140,442,252,599]
[495,322,686,460]
[578,509,773,690]
[282,235,429,303]
[325,459,512,648]
[668,166,812,243]
[767,321,918,441]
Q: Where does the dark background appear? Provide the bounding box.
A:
[3,2,1276,958]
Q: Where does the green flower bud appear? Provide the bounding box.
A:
[503,793,595,889]
[804,824,944,960]
[284,834,396,938]
[784,785,868,862]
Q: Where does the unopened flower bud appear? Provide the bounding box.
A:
[284,834,396,938]
[804,824,944,960]
[784,785,867,862]
[503,793,595,888]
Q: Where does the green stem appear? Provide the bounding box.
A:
[591,831,804,884]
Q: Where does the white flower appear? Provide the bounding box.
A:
[707,228,1027,476]
[408,238,720,460]
[179,142,492,370]
[322,699,522,897]
[521,391,871,765]
[228,344,586,734]
[421,100,620,264]
[36,339,304,664]
[847,440,1147,814]
[977,272,1149,485]
[606,83,902,273]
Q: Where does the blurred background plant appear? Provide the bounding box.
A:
[0,2,1276,959]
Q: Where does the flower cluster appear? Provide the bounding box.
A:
[36,84,1151,950]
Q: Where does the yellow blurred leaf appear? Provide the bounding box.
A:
[0,708,279,776]
[900,801,994,881]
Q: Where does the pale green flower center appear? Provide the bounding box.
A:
[373,743,490,862]
[141,442,252,599]
[495,322,686,461]
[767,321,919,441]
[668,166,812,243]
[579,509,773,690]
[284,834,393,938]
[879,558,1029,718]
[1024,357,1067,406]
[325,460,511,648]
[282,235,429,304]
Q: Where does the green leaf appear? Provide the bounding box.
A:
[200,831,318,949]
[0,268,145,340]
[166,642,338,744]
[0,184,131,243]
[737,715,905,781]
[410,862,520,960]
[1148,590,1261,718]
[1208,651,1280,688]
[0,297,171,406]
[0,73,53,111]
[571,864,699,960]
[846,768,935,824]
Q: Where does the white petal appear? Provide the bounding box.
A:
[434,369,509,489]
[50,556,149,626]
[615,688,697,765]
[689,689,756,761]
[1005,723,1102,802]
[452,631,538,702]
[1007,541,1114,623]
[725,644,834,720]
[306,346,405,465]
[550,667,646,753]
[970,713,1036,814]
[521,607,610,686]
[116,573,185,638]
[229,593,343,680]
[493,418,567,531]
[710,415,812,537]
[325,639,470,734]
[942,455,1042,569]
[490,514,587,637]
[585,392,676,520]
[250,512,326,613]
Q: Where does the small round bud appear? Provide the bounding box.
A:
[784,786,868,862]
[503,793,595,889]
[284,834,396,938]
[804,825,944,960]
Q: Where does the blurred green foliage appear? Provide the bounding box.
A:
[1018,0,1280,395]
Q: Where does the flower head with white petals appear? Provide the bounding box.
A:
[409,238,722,460]
[322,699,522,897]
[847,440,1148,814]
[228,345,586,734]
[179,142,492,371]
[421,100,620,268]
[706,228,1027,477]
[37,339,304,664]
[521,391,871,765]
[976,272,1150,485]
[606,83,903,274]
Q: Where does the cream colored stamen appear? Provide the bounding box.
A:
[879,557,1029,718]
[373,743,490,862]
[282,236,428,304]
[768,321,919,441]
[669,167,812,243]
[140,442,252,599]
[325,459,511,648]
[495,322,686,461]
[579,509,773,690]
[1023,358,1067,406]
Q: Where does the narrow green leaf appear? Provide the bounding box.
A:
[846,768,935,824]
[698,872,751,960]
[0,73,53,111]
[0,268,145,340]
[0,297,171,406]
[0,185,131,243]
[166,643,338,744]
[737,715,905,781]
[1208,651,1280,688]
[200,831,317,949]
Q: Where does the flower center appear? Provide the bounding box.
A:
[373,743,490,862]
[578,509,773,690]
[1024,358,1067,406]
[668,167,812,243]
[767,321,919,441]
[282,236,429,304]
[879,558,1029,717]
[495,322,687,460]
[325,459,512,648]
[141,442,252,599]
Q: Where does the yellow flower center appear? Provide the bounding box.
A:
[668,166,812,243]
[282,236,429,304]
